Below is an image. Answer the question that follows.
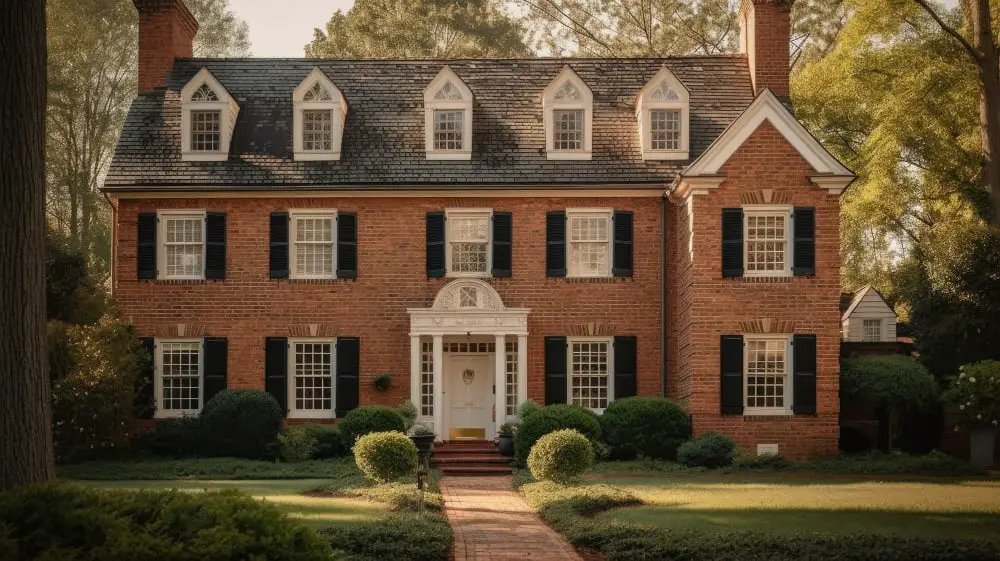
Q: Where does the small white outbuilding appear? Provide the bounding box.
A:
[841,285,898,343]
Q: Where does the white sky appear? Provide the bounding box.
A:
[230,0,356,57]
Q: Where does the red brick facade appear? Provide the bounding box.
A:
[134,0,197,93]
[740,0,793,96]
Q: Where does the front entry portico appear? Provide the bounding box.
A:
[408,279,530,440]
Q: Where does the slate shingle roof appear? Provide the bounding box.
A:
[105,57,754,190]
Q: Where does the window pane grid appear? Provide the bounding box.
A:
[164,217,204,277]
[746,339,786,409]
[444,342,495,353]
[191,110,220,152]
[650,109,680,150]
[553,109,584,150]
[569,215,609,276]
[434,110,464,151]
[449,215,488,274]
[570,341,609,411]
[505,341,518,417]
[293,342,333,412]
[421,342,434,416]
[863,320,881,342]
[303,110,333,151]
[746,214,787,273]
[161,342,200,411]
[293,216,334,277]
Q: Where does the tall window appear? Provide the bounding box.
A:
[159,212,205,279]
[290,211,336,279]
[745,336,790,414]
[420,341,434,417]
[446,210,490,276]
[553,109,584,151]
[302,110,333,151]
[569,339,610,412]
[433,110,465,151]
[181,69,236,161]
[190,110,221,152]
[293,69,346,161]
[567,209,612,278]
[289,340,334,418]
[637,67,689,160]
[863,319,882,342]
[505,341,518,417]
[744,207,792,277]
[650,109,680,150]
[424,68,473,159]
[157,340,202,417]
[543,68,592,160]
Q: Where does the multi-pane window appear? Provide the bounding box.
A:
[568,211,611,277]
[444,342,495,353]
[745,211,789,276]
[420,341,434,417]
[447,212,489,276]
[569,340,610,412]
[553,109,584,151]
[190,110,221,152]
[291,213,335,279]
[434,110,464,151]
[158,341,201,415]
[161,213,204,279]
[302,110,333,151]
[505,341,518,417]
[745,337,788,413]
[650,109,681,150]
[291,341,334,416]
[863,319,882,342]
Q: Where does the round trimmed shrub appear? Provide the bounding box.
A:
[527,429,594,483]
[513,404,601,467]
[302,423,347,459]
[200,389,284,459]
[353,431,418,483]
[339,405,406,449]
[278,426,318,462]
[600,397,691,460]
[677,432,737,468]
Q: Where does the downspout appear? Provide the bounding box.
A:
[660,193,668,398]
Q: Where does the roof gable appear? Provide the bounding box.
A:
[842,285,896,321]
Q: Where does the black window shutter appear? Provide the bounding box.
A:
[546,211,566,277]
[544,336,568,405]
[720,335,744,415]
[269,213,289,279]
[792,334,817,414]
[205,212,227,280]
[134,337,156,419]
[612,211,634,277]
[203,337,228,405]
[491,211,512,278]
[137,212,157,280]
[722,208,743,278]
[336,337,360,417]
[265,337,288,414]
[613,335,637,399]
[793,207,816,276]
[337,212,358,279]
[426,211,446,278]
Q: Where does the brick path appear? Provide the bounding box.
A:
[440,476,582,561]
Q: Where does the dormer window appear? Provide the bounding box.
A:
[180,68,238,162]
[293,69,347,161]
[543,67,593,160]
[636,66,690,160]
[424,67,473,160]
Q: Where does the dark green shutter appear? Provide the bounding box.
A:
[793,207,816,276]
[613,335,637,399]
[336,337,360,417]
[491,211,512,278]
[269,213,289,279]
[337,212,358,279]
[722,208,743,278]
[544,336,567,405]
[546,211,566,277]
[205,212,227,280]
[720,335,744,415]
[137,212,157,280]
[134,337,156,419]
[792,334,817,414]
[426,211,445,278]
[612,211,634,277]
[265,337,288,414]
[203,337,228,405]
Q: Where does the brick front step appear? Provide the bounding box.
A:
[432,455,511,465]
[432,440,512,475]
[432,447,498,455]
[438,464,512,475]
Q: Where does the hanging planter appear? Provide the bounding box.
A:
[373,373,392,392]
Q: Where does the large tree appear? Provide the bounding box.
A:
[306,0,530,58]
[1,0,55,491]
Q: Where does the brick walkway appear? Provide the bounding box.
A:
[440,476,582,561]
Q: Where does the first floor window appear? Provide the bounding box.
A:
[289,340,335,417]
[290,212,336,279]
[569,339,610,412]
[190,110,221,152]
[744,207,791,277]
[447,210,490,276]
[650,109,680,150]
[160,212,205,279]
[420,341,434,417]
[302,109,333,151]
[157,340,202,417]
[863,319,882,342]
[567,209,611,277]
[553,109,584,151]
[745,336,790,414]
[433,109,464,151]
[505,341,518,417]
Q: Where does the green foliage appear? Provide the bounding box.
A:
[677,432,737,468]
[302,423,347,459]
[730,454,793,471]
[200,390,284,459]
[513,404,601,467]
[313,459,443,512]
[406,424,434,437]
[321,512,452,561]
[58,456,373,480]
[339,406,406,449]
[498,423,516,437]
[517,399,540,420]
[353,431,418,484]
[46,230,105,324]
[791,451,984,476]
[373,373,392,392]
[397,399,417,430]
[944,360,1000,429]
[599,397,691,460]
[131,416,205,457]
[841,355,939,408]
[0,483,330,560]
[279,426,318,463]
[527,429,594,483]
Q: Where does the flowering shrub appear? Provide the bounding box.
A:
[945,360,1000,429]
[498,423,517,437]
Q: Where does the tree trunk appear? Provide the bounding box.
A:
[972,0,1000,227]
[0,0,56,490]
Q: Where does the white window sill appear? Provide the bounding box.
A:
[547,151,592,161]
[289,274,337,281]
[743,409,793,417]
[157,275,207,281]
[182,152,228,162]
[426,151,472,161]
[641,150,689,161]
[287,410,335,420]
[154,410,200,419]
[743,271,794,279]
[294,151,341,161]
[566,273,613,279]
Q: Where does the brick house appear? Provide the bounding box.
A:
[106,0,854,458]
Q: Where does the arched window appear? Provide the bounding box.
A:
[424,67,473,160]
[542,67,593,160]
[636,66,690,160]
[180,68,238,161]
[293,68,347,161]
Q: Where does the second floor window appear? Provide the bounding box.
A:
[447,210,490,276]
[567,209,612,278]
[744,207,793,278]
[290,211,336,279]
[159,212,205,279]
[553,109,584,151]
[190,110,221,152]
[434,110,465,151]
[650,109,681,150]
[302,110,333,151]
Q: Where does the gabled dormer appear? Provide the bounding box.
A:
[543,67,593,160]
[424,67,473,160]
[180,68,238,162]
[293,68,347,161]
[636,66,690,160]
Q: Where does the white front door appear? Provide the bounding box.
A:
[444,354,494,440]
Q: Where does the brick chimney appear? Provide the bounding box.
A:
[134,0,199,93]
[738,0,794,97]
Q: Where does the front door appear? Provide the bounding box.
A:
[444,354,494,440]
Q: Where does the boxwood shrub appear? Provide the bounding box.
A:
[131,416,205,457]
[353,431,418,483]
[199,389,284,459]
[513,404,601,467]
[677,432,737,468]
[339,405,406,449]
[527,429,595,483]
[278,426,317,462]
[599,397,691,460]
[302,423,346,459]
[321,512,452,561]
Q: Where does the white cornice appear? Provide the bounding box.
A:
[810,174,856,195]
[667,175,725,203]
[104,186,668,199]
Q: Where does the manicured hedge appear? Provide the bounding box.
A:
[599,397,691,460]
[527,429,594,483]
[677,432,737,468]
[353,431,418,483]
[513,404,601,467]
[321,513,452,561]
[302,423,347,459]
[200,389,284,459]
[338,406,406,449]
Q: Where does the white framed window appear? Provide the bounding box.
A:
[505,341,518,417]
[744,334,792,416]
[636,66,690,160]
[743,205,793,278]
[154,338,203,418]
[424,67,473,160]
[863,319,882,342]
[420,341,434,417]
[156,210,206,280]
[181,68,238,162]
[289,210,337,280]
[568,337,613,413]
[288,338,336,419]
[543,67,593,160]
[567,208,612,278]
[445,208,491,277]
[293,68,347,161]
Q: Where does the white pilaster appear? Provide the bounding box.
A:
[409,335,421,417]
[432,334,444,441]
[517,334,528,410]
[495,334,506,435]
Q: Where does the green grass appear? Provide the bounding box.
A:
[58,456,362,480]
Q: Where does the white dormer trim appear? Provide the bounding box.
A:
[424,66,473,161]
[543,66,593,160]
[180,68,238,162]
[636,66,690,161]
[293,68,348,162]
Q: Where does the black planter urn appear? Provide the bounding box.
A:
[497,434,514,456]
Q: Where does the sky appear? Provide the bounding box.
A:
[231,0,355,57]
